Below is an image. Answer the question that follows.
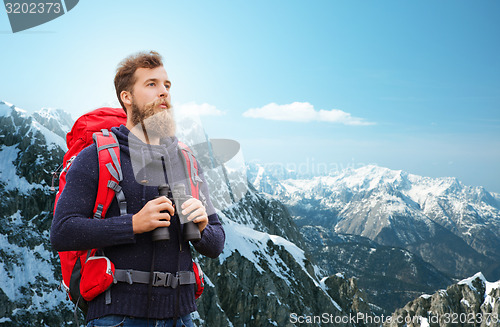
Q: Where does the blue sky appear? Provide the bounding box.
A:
[1,1,499,192]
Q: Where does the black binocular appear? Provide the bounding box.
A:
[152,184,201,242]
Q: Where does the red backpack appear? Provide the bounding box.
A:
[53,107,204,312]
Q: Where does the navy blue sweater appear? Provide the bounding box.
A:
[51,125,225,321]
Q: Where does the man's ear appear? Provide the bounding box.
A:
[121,90,133,107]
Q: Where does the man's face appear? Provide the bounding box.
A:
[128,66,175,138]
[130,66,172,112]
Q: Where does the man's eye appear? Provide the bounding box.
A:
[147,82,155,87]
[164,84,171,89]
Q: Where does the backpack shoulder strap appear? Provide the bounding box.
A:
[178,141,202,200]
[92,129,127,219]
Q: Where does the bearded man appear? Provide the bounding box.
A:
[51,51,225,327]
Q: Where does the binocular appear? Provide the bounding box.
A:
[152,184,201,242]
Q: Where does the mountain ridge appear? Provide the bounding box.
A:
[249,161,500,281]
[386,272,500,327]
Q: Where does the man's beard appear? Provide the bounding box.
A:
[130,98,176,139]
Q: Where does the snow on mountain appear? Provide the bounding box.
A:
[253,163,500,242]
[387,272,500,327]
[31,118,67,151]
[458,272,500,296]
[0,101,67,151]
[458,272,500,315]
[219,213,324,290]
[0,100,22,116]
[0,212,68,307]
[0,145,36,192]
[32,107,74,140]
[250,162,500,280]
[0,101,67,192]
[0,101,72,325]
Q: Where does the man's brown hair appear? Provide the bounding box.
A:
[114,51,164,113]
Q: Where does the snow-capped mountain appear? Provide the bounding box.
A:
[250,162,500,281]
[386,272,500,327]
[32,107,74,139]
[0,101,70,325]
[0,101,375,326]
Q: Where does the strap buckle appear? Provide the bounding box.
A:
[151,272,180,288]
[152,272,169,287]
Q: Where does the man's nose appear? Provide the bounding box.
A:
[159,85,169,97]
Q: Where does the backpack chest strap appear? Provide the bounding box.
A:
[107,180,127,216]
[114,269,195,288]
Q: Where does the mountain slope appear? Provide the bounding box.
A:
[32,107,74,139]
[386,272,500,327]
[251,163,500,280]
[302,225,453,314]
[0,101,71,325]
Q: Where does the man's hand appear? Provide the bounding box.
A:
[132,196,175,234]
[181,198,209,233]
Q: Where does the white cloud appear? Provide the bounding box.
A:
[242,102,375,126]
[175,101,225,116]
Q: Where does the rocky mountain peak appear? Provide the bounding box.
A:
[32,107,74,139]
[386,272,500,327]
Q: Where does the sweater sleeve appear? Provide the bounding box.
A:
[50,145,136,252]
[191,164,225,258]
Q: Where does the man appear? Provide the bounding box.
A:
[51,51,225,327]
